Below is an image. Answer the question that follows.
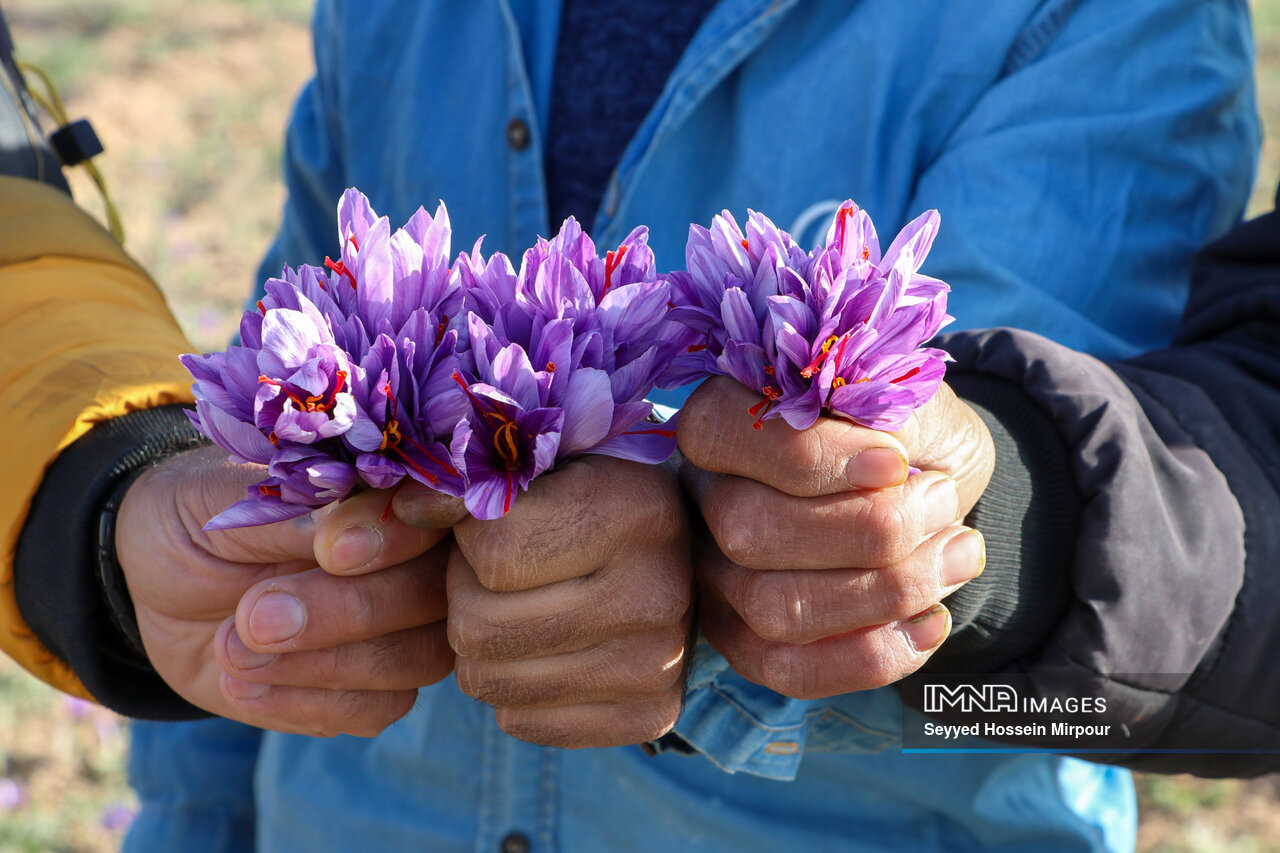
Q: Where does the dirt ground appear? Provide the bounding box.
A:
[2,1,1279,851]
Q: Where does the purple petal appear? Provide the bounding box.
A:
[879,209,940,276]
[260,309,325,372]
[194,399,275,463]
[559,368,614,455]
[204,486,313,530]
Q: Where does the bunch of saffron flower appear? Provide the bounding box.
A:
[663,201,952,432]
[181,190,682,527]
[183,192,951,529]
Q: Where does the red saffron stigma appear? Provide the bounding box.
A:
[625,428,677,438]
[545,361,557,372]
[259,484,282,499]
[687,344,707,352]
[325,256,358,290]
[890,366,921,384]
[834,204,855,257]
[740,239,750,251]
[602,244,629,297]
[380,481,405,523]
[435,315,449,346]
[256,300,266,315]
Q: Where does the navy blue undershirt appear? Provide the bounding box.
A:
[545,0,719,231]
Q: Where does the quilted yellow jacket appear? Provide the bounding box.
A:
[0,176,194,699]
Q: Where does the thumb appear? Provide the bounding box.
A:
[129,445,319,565]
[890,382,994,513]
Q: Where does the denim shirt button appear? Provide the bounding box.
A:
[505,118,531,150]
[500,831,531,853]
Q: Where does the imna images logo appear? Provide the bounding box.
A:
[923,683,1019,714]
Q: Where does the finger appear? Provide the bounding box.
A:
[890,383,995,513]
[121,445,318,567]
[391,482,470,530]
[219,675,418,738]
[217,617,454,691]
[688,467,961,570]
[677,376,910,497]
[699,526,984,644]
[235,554,447,654]
[453,455,686,591]
[446,543,691,662]
[492,697,682,749]
[701,596,952,700]
[314,487,456,576]
[454,629,686,708]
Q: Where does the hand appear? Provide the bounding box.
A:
[394,455,693,748]
[117,445,457,736]
[677,376,994,700]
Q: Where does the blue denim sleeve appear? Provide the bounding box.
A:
[918,0,1259,359]
[670,0,1260,781]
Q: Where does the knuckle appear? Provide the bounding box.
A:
[736,571,802,643]
[758,642,815,699]
[493,708,564,747]
[446,608,495,660]
[461,525,521,591]
[855,497,916,566]
[868,568,935,624]
[341,577,381,638]
[631,698,681,743]
[453,658,501,703]
[628,566,693,631]
[710,494,773,569]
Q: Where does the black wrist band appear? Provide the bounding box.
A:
[96,466,150,660]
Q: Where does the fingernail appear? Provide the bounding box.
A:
[844,447,909,489]
[249,591,306,645]
[226,628,276,671]
[902,603,951,653]
[331,524,383,574]
[223,675,270,701]
[942,529,985,587]
[924,478,960,531]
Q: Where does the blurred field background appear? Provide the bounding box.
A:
[0,0,1278,850]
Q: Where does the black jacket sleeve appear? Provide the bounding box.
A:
[913,202,1280,776]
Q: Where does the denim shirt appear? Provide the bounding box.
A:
[126,1,1258,850]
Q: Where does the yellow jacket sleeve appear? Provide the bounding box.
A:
[0,176,196,698]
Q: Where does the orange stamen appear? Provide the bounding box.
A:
[800,335,840,379]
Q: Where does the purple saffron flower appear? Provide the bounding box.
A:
[100,803,137,832]
[450,218,683,518]
[666,200,952,432]
[0,778,23,812]
[182,189,465,528]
